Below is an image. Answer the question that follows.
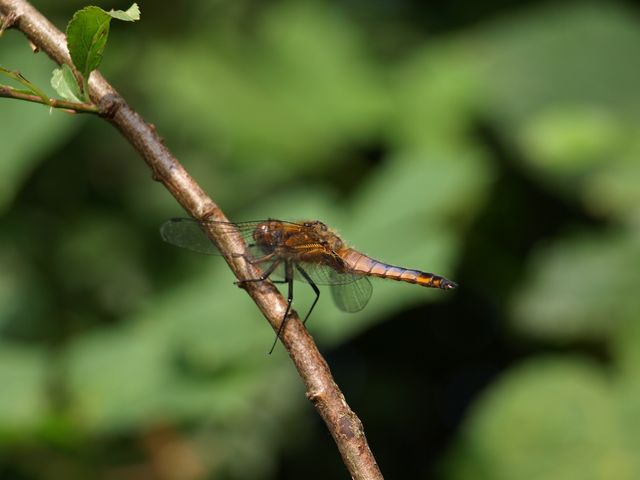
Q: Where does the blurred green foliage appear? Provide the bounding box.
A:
[1,1,640,479]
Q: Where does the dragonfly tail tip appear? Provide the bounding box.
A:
[442,279,458,290]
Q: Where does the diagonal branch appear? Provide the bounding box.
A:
[0,1,384,478]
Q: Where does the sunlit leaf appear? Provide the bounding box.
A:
[107,3,140,22]
[51,64,83,102]
[66,3,139,80]
[66,6,111,79]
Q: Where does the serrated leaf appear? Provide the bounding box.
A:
[66,6,112,79]
[107,3,140,22]
[51,64,83,102]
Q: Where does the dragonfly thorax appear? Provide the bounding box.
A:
[302,221,345,251]
[251,220,346,257]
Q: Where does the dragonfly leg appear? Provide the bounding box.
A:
[246,252,275,265]
[269,261,294,354]
[235,259,281,284]
[295,264,320,326]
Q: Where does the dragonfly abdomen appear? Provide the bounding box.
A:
[340,249,457,290]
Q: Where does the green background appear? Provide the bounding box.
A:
[2,0,640,478]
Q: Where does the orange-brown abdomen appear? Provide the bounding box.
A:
[339,248,457,290]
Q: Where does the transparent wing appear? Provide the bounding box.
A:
[265,261,344,284]
[330,277,373,313]
[160,218,265,255]
[293,262,363,286]
[160,219,372,309]
[291,262,372,312]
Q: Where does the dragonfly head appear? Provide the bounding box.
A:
[252,220,282,253]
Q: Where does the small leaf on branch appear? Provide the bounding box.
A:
[66,4,140,81]
[0,66,50,103]
[51,64,84,103]
[0,65,27,84]
[0,86,36,96]
[66,6,111,80]
[107,3,141,22]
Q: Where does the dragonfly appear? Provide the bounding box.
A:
[160,218,457,352]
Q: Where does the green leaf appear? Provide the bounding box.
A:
[0,65,26,83]
[66,6,111,79]
[66,4,141,80]
[51,64,83,102]
[107,3,140,22]
[0,65,17,81]
[0,65,50,102]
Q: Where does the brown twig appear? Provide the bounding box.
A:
[0,1,384,478]
[0,85,98,112]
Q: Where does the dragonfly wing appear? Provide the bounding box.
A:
[160,218,223,254]
[292,263,371,311]
[160,218,265,256]
[293,263,363,286]
[330,276,373,313]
